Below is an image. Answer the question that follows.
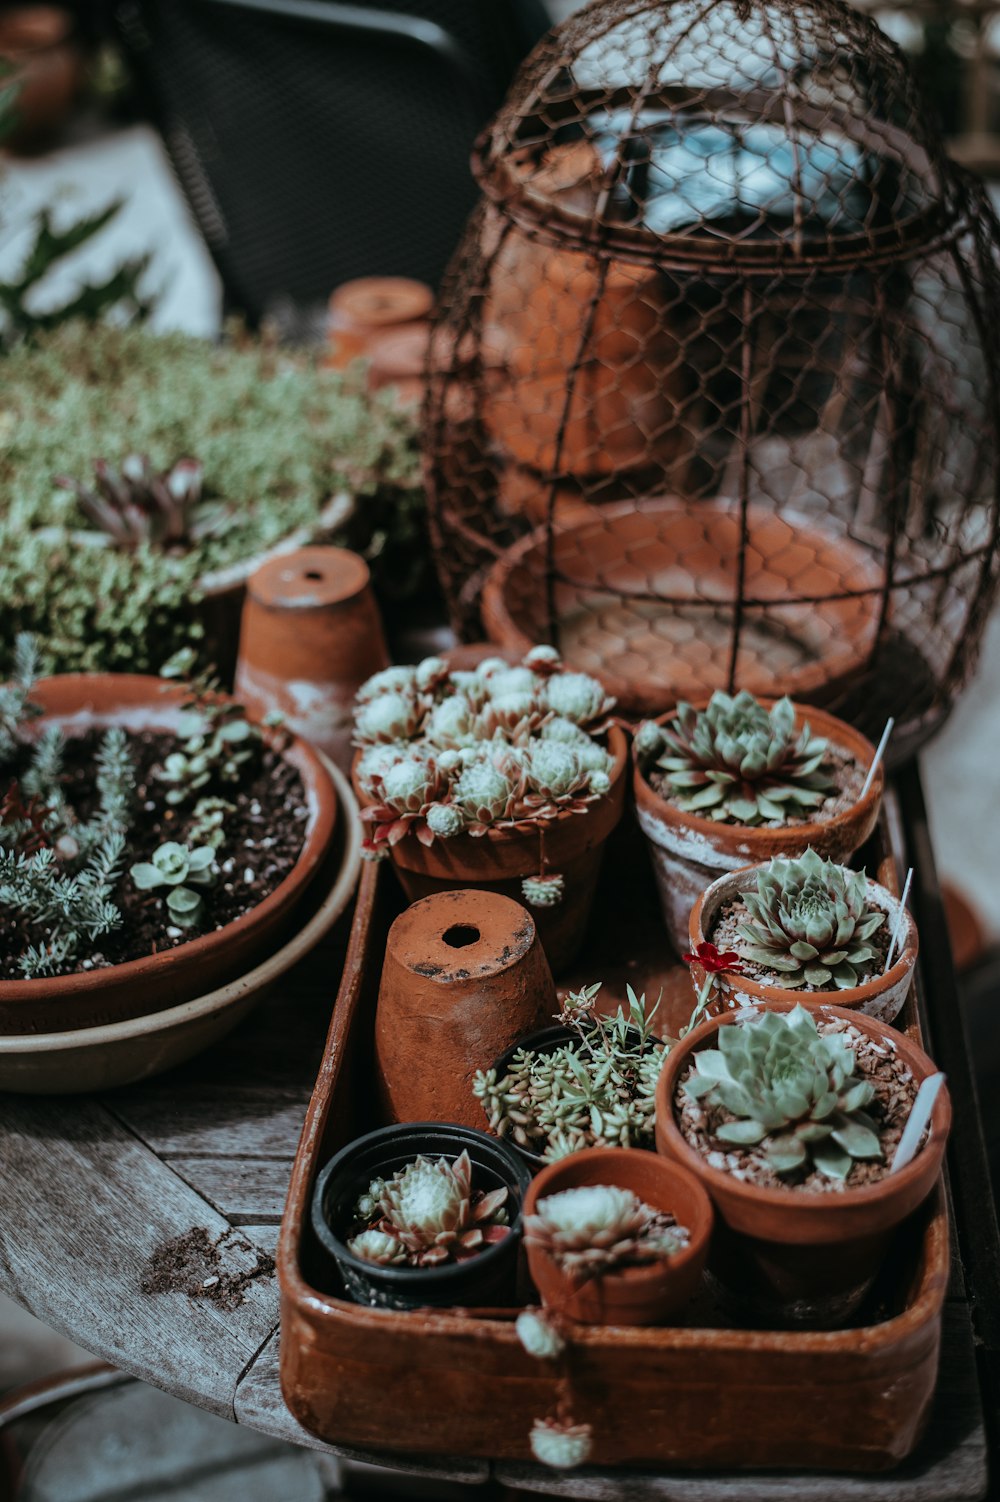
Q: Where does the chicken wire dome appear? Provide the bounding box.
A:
[423,0,1000,759]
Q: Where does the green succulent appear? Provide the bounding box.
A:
[348,1150,509,1268]
[735,848,885,990]
[130,840,217,927]
[683,1004,883,1180]
[525,1184,688,1278]
[653,690,834,825]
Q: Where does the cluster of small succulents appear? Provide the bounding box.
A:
[473,984,665,1161]
[129,841,218,928]
[55,454,233,552]
[353,651,616,887]
[157,650,262,806]
[637,690,834,826]
[732,848,885,990]
[683,1004,883,1180]
[525,1184,689,1279]
[346,1150,510,1269]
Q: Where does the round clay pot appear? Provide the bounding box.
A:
[481,498,884,721]
[0,674,337,1035]
[688,862,918,1024]
[365,324,430,408]
[235,545,389,773]
[633,699,884,955]
[325,277,433,370]
[311,1121,532,1311]
[352,726,629,974]
[654,1002,951,1326]
[0,6,84,153]
[374,889,555,1129]
[524,1147,713,1326]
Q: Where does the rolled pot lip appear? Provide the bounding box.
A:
[311,1121,532,1292]
[523,1145,714,1295]
[689,862,919,1008]
[632,696,884,855]
[655,1000,951,1218]
[351,722,628,852]
[0,673,336,1001]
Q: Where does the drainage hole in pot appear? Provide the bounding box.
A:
[303,569,324,581]
[442,924,480,948]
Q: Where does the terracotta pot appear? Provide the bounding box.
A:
[0,674,337,1035]
[311,1122,532,1311]
[481,498,884,721]
[633,698,884,954]
[365,324,430,408]
[0,6,84,153]
[654,1002,951,1326]
[235,545,389,773]
[524,1147,713,1326]
[325,277,433,370]
[352,726,629,974]
[688,862,918,1024]
[374,889,555,1129]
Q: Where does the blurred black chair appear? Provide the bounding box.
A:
[110,0,550,322]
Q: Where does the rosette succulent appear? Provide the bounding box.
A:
[683,1004,883,1179]
[346,1150,510,1268]
[543,672,614,726]
[525,1185,688,1278]
[452,756,518,831]
[648,690,835,825]
[129,840,217,927]
[734,848,885,990]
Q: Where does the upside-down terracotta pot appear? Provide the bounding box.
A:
[655,1002,951,1326]
[352,726,628,974]
[325,276,433,370]
[688,863,918,1024]
[481,500,884,722]
[0,674,337,1036]
[235,545,389,773]
[374,889,555,1129]
[633,698,884,954]
[524,1147,713,1326]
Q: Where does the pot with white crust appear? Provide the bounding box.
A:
[632,690,884,956]
[688,848,917,1024]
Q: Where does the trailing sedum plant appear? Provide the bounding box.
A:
[525,1185,688,1279]
[130,841,218,928]
[353,649,615,901]
[474,984,665,1161]
[346,1150,510,1269]
[734,848,885,990]
[683,1004,883,1180]
[639,690,834,825]
[156,651,261,805]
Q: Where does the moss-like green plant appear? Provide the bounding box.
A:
[0,322,421,675]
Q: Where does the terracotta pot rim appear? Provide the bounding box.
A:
[633,697,884,854]
[524,1146,714,1297]
[353,723,628,854]
[312,1121,531,1289]
[0,673,336,1004]
[655,1001,950,1217]
[690,864,919,1008]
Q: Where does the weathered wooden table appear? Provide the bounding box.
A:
[0,768,997,1500]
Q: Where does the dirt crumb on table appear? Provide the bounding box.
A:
[140,1226,275,1311]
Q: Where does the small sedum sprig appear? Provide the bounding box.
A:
[474,985,664,1162]
[640,690,834,826]
[734,848,885,990]
[130,840,217,928]
[683,1004,883,1180]
[157,650,261,806]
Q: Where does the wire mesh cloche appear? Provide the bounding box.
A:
[423,0,1000,758]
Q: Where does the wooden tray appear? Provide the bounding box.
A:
[277,815,950,1472]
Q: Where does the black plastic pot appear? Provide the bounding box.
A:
[311,1121,532,1311]
[486,1023,662,1171]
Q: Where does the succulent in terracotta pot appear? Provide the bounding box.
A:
[311,1122,531,1311]
[351,648,627,971]
[473,983,666,1166]
[632,690,884,955]
[0,635,336,1033]
[655,1001,950,1325]
[689,848,918,1023]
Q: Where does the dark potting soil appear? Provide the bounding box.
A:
[141,1227,275,1312]
[0,728,309,980]
[648,743,866,829]
[709,894,893,991]
[676,1016,920,1194]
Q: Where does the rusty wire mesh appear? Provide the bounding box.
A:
[423,0,1000,759]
